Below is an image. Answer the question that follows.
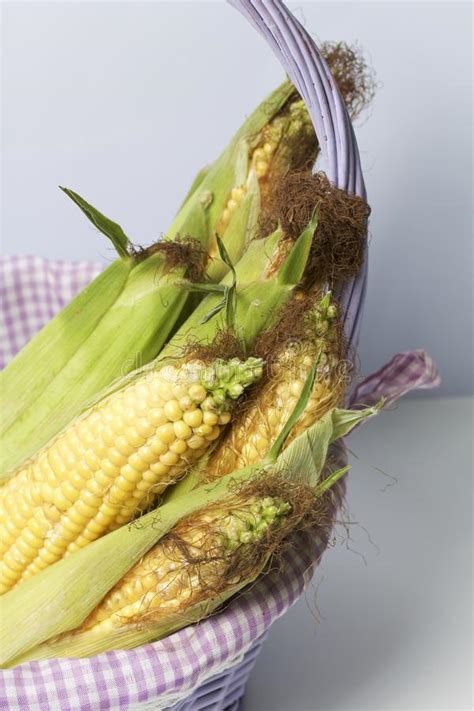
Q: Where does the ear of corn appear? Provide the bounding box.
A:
[0,461,262,666]
[0,356,263,594]
[0,402,379,667]
[16,495,293,661]
[167,81,313,253]
[67,496,291,636]
[205,292,344,478]
[207,93,316,282]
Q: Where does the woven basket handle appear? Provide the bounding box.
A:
[229,0,368,352]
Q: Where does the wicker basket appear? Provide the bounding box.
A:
[0,1,440,709]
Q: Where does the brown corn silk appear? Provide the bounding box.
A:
[258,171,370,286]
[214,40,375,252]
[131,237,208,284]
[321,41,376,121]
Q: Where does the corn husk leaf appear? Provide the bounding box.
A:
[14,584,249,663]
[166,81,295,243]
[177,163,212,212]
[59,187,131,258]
[277,207,317,285]
[272,403,380,487]
[160,223,309,360]
[0,259,128,461]
[268,348,322,460]
[206,169,261,283]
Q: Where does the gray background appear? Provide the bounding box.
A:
[243,396,473,711]
[1,1,472,396]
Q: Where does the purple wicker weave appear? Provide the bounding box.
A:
[228,0,368,351]
[0,2,441,709]
[166,636,267,711]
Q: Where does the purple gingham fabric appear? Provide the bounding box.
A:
[0,256,440,709]
[0,255,102,369]
[350,350,441,408]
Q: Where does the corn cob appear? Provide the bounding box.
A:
[76,495,290,636]
[205,292,344,477]
[7,491,298,662]
[0,357,262,593]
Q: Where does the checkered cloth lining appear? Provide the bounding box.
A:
[0,256,102,369]
[0,257,440,710]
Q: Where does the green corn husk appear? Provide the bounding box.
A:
[0,251,189,476]
[164,208,319,364]
[0,80,316,477]
[168,81,315,266]
[0,393,380,667]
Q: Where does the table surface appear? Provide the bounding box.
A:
[242,395,473,711]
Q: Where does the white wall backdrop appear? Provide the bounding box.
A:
[2,1,472,396]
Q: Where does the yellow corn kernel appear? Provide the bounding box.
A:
[163,400,182,423]
[173,421,192,441]
[183,409,203,428]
